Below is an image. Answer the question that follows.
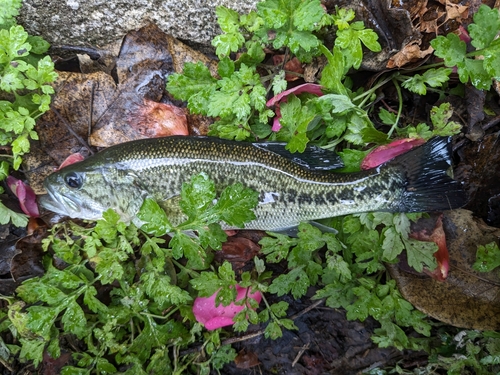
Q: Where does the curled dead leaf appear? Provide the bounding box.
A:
[215,236,261,270]
[235,350,260,369]
[130,99,188,138]
[272,55,304,81]
[387,41,433,69]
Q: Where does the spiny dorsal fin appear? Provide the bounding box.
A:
[252,142,344,171]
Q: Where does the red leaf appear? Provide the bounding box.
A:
[56,153,85,171]
[6,176,40,217]
[361,138,425,170]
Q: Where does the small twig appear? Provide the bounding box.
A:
[482,114,500,131]
[223,298,325,346]
[180,298,326,356]
[289,298,325,320]
[292,342,310,367]
[50,106,95,155]
[89,82,96,139]
[0,357,14,372]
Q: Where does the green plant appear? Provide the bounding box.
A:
[473,241,500,273]
[0,0,57,226]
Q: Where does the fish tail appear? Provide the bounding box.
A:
[391,137,466,212]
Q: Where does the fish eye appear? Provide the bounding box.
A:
[64,172,83,189]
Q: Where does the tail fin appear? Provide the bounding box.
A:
[391,137,466,212]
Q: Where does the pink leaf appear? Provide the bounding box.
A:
[266,83,324,107]
[193,285,262,330]
[6,176,40,217]
[361,138,425,170]
[56,153,85,171]
[266,83,324,132]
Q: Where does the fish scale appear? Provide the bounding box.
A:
[39,136,466,231]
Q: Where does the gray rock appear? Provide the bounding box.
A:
[18,0,258,48]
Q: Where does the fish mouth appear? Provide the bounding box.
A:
[38,185,81,217]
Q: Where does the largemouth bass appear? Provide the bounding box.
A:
[39,136,465,230]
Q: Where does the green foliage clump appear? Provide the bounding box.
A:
[0,0,57,226]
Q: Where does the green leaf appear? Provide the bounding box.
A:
[264,320,283,339]
[180,173,216,220]
[456,58,492,90]
[378,108,397,125]
[83,286,108,313]
[137,198,172,236]
[190,271,224,297]
[473,241,500,273]
[271,70,287,96]
[0,0,22,25]
[0,201,28,227]
[326,253,352,282]
[319,46,348,95]
[166,62,217,112]
[19,338,45,367]
[140,271,192,305]
[337,148,367,172]
[212,182,259,227]
[468,5,500,50]
[292,0,325,31]
[483,47,500,79]
[403,237,438,272]
[382,227,405,262]
[332,8,355,30]
[277,94,317,152]
[61,301,88,339]
[16,281,67,305]
[211,345,237,370]
[431,33,466,67]
[26,305,61,339]
[217,56,235,78]
[430,102,462,137]
[170,232,207,270]
[401,68,452,95]
[269,266,310,299]
[260,232,297,263]
[198,223,227,251]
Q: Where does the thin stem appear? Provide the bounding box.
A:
[386,78,403,138]
[353,74,395,105]
[140,306,180,320]
[318,43,334,61]
[171,258,200,278]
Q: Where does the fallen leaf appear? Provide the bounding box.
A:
[130,99,188,138]
[6,176,40,217]
[235,350,260,369]
[360,138,425,170]
[388,209,500,330]
[386,41,433,69]
[215,236,261,270]
[273,55,304,81]
[193,285,262,330]
[56,153,85,170]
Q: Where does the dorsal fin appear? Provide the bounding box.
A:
[252,142,344,171]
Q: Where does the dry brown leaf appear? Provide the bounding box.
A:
[387,41,433,68]
[437,0,470,24]
[388,209,500,330]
